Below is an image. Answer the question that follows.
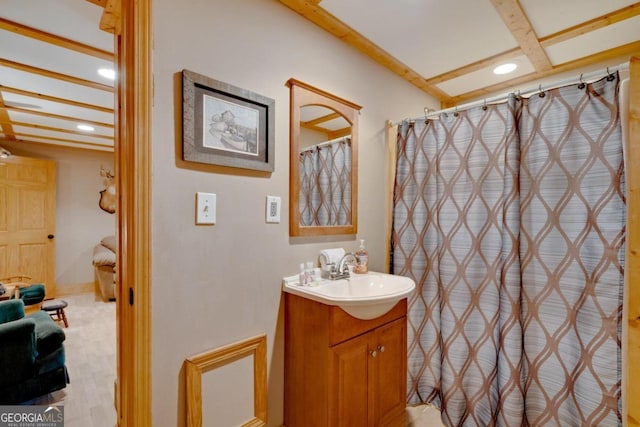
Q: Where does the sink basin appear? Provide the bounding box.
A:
[282,271,415,320]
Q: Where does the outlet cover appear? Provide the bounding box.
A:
[266,196,281,223]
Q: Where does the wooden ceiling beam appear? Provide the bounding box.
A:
[426,47,522,85]
[0,85,113,113]
[86,0,108,7]
[0,58,114,92]
[0,18,113,61]
[445,40,640,107]
[11,132,113,150]
[1,106,114,129]
[278,0,452,103]
[2,121,114,140]
[303,112,341,126]
[0,92,16,140]
[540,3,640,47]
[489,0,552,72]
[99,0,122,35]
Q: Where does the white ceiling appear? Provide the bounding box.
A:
[0,0,114,151]
[285,0,640,105]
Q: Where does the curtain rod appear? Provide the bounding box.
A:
[392,61,630,126]
[299,135,350,153]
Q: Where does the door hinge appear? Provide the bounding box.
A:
[129,288,134,306]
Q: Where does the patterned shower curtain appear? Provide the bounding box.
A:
[299,138,352,226]
[392,74,625,426]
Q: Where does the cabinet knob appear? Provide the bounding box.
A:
[369,350,377,358]
[378,345,385,353]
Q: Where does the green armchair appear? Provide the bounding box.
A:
[0,299,69,404]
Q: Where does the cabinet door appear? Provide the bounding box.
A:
[329,331,373,427]
[372,318,407,426]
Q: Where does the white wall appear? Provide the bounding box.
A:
[152,1,436,425]
[1,141,115,289]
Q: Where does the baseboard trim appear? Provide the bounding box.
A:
[56,282,95,296]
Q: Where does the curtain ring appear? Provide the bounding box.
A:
[482,99,488,111]
[538,84,546,98]
[424,107,431,124]
[578,73,586,90]
[607,68,616,82]
[453,106,459,117]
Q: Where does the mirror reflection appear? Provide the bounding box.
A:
[287,79,362,237]
[298,106,352,227]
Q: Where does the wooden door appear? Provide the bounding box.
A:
[329,330,373,427]
[372,318,407,426]
[0,155,56,297]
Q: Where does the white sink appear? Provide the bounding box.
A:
[282,271,415,320]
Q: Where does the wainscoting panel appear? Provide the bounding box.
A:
[184,334,267,427]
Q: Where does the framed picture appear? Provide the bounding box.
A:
[182,70,275,172]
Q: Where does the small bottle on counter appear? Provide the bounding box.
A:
[299,263,306,285]
[306,262,316,285]
[354,239,369,274]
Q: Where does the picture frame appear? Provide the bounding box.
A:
[182,69,275,172]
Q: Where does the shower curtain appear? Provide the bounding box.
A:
[299,138,352,226]
[392,74,625,426]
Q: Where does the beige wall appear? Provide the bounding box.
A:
[1,141,115,290]
[152,1,436,425]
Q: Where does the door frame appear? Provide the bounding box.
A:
[115,0,152,425]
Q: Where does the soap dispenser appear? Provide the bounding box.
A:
[354,239,369,274]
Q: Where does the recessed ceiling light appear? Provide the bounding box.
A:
[77,124,95,132]
[98,68,116,80]
[493,63,518,75]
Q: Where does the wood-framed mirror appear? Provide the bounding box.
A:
[287,78,362,237]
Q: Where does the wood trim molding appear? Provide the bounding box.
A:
[116,0,152,424]
[185,335,268,427]
[628,55,640,427]
[384,121,398,274]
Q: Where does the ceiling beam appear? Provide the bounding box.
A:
[278,0,452,103]
[426,48,522,86]
[0,18,113,61]
[0,85,113,113]
[2,121,114,140]
[11,133,113,150]
[86,0,109,7]
[489,0,552,72]
[540,3,640,47]
[445,40,640,106]
[0,58,114,92]
[0,92,16,140]
[303,112,341,126]
[99,0,122,35]
[2,106,114,129]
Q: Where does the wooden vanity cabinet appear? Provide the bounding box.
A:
[284,293,407,427]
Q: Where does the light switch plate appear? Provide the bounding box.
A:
[266,195,281,223]
[196,192,216,225]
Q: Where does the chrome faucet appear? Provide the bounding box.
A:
[334,252,357,279]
